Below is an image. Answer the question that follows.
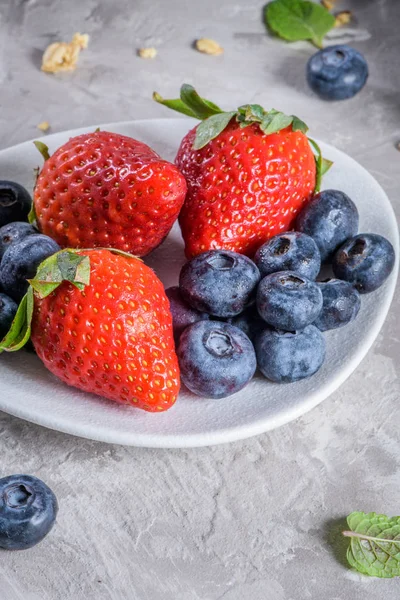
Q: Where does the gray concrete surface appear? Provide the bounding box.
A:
[0,0,399,598]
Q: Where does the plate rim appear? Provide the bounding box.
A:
[0,117,398,448]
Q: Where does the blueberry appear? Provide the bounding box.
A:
[0,181,32,227]
[179,250,260,318]
[255,325,326,383]
[165,286,209,344]
[306,45,368,101]
[0,234,60,302]
[296,189,359,262]
[228,306,266,342]
[332,233,395,293]
[0,293,18,339]
[0,222,38,259]
[314,279,361,331]
[254,232,321,280]
[257,271,323,331]
[177,320,256,398]
[0,474,58,550]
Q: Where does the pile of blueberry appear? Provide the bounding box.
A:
[168,189,395,399]
[0,181,60,339]
[0,182,61,551]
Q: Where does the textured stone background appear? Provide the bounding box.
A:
[0,0,399,598]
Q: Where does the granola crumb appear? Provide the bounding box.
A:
[37,121,50,132]
[138,47,158,59]
[41,32,89,74]
[321,0,336,10]
[334,11,352,27]
[195,38,224,56]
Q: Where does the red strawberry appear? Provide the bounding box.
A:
[1,249,180,412]
[154,85,331,258]
[33,131,187,257]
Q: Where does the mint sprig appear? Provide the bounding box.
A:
[344,512,400,578]
[264,0,335,48]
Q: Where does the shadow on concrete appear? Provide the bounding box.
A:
[324,516,349,569]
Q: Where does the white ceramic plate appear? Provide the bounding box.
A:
[0,119,398,447]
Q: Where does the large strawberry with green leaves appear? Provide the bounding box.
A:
[155,84,332,258]
[0,248,180,412]
[32,131,187,257]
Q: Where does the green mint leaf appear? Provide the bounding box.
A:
[308,137,333,192]
[33,140,51,161]
[261,111,294,134]
[194,111,236,149]
[265,0,335,48]
[343,512,400,578]
[30,250,90,299]
[0,288,33,353]
[291,115,309,134]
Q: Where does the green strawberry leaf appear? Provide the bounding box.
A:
[308,137,333,192]
[291,115,309,134]
[153,92,198,118]
[0,288,34,353]
[154,85,310,147]
[320,156,334,176]
[28,203,37,225]
[30,250,90,298]
[343,512,400,578]
[0,249,91,353]
[153,84,223,120]
[194,111,237,149]
[33,140,51,161]
[180,84,223,119]
[264,0,336,48]
[237,104,266,122]
[261,111,294,134]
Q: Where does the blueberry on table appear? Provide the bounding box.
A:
[0,234,60,302]
[165,286,209,344]
[0,222,38,259]
[314,279,361,331]
[254,232,321,280]
[296,189,359,262]
[0,474,58,550]
[0,293,18,339]
[332,233,395,293]
[177,320,256,399]
[179,250,260,318]
[257,271,323,332]
[306,45,368,101]
[255,325,326,383]
[0,181,32,227]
